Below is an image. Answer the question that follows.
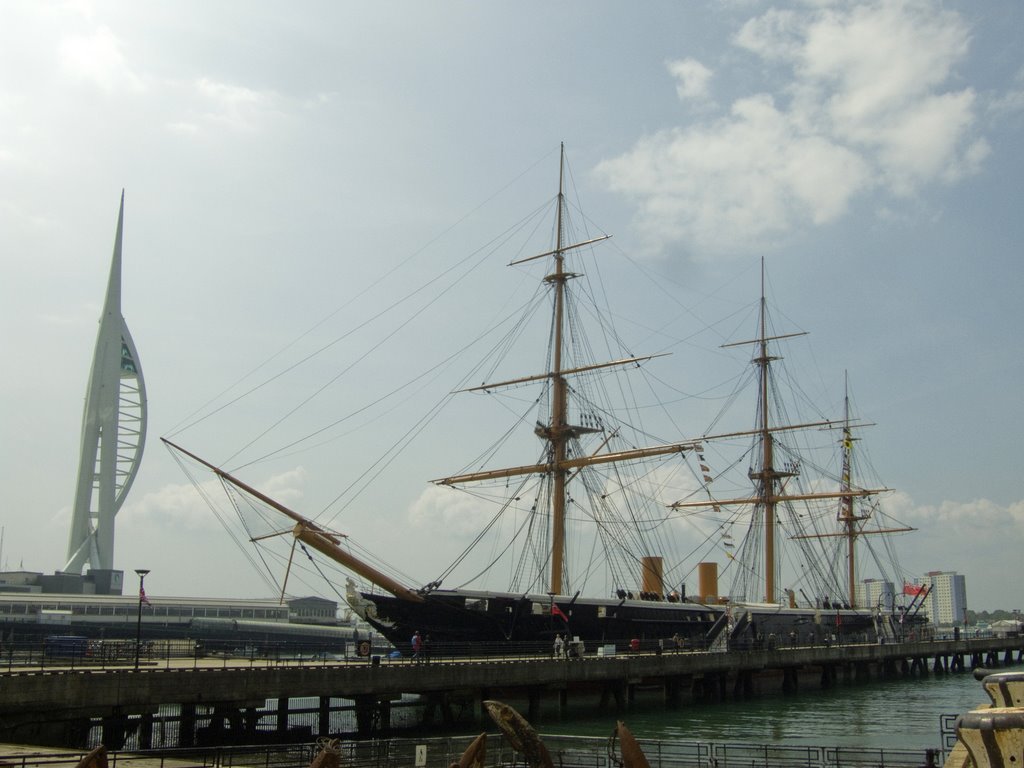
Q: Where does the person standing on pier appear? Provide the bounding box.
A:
[411,630,423,662]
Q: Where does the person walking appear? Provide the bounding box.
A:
[411,630,422,662]
[553,633,564,659]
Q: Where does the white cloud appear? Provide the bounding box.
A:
[120,466,307,531]
[598,0,987,258]
[407,484,488,538]
[58,25,144,93]
[262,466,309,505]
[988,67,1024,118]
[900,495,1024,534]
[734,8,804,62]
[667,58,714,102]
[191,78,281,133]
[597,93,870,256]
[884,492,1024,609]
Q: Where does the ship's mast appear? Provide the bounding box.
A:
[839,375,857,605]
[673,263,897,607]
[162,438,426,604]
[706,262,798,603]
[435,144,701,597]
[748,264,793,603]
[788,373,914,608]
[549,143,569,595]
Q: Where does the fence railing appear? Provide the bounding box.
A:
[0,734,947,768]
[6,632,1016,674]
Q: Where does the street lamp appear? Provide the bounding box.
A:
[134,569,150,670]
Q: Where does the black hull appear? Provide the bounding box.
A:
[356,589,885,655]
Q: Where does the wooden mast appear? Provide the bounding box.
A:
[757,268,777,603]
[675,290,911,607]
[549,143,569,595]
[839,375,857,605]
[790,375,914,608]
[740,262,793,603]
[675,263,893,606]
[434,143,699,597]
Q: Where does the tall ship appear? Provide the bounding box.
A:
[166,146,924,653]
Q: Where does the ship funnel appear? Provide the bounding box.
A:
[641,556,663,596]
[698,561,719,603]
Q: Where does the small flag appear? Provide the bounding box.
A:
[140,586,151,606]
[551,603,569,622]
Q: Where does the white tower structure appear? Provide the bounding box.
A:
[64,192,147,574]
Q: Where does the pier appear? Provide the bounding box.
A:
[1,635,1020,749]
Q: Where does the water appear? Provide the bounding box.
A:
[530,667,1014,750]
[98,663,1018,753]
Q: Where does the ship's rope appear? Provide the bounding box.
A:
[164,444,281,595]
[166,148,560,442]
[296,541,348,603]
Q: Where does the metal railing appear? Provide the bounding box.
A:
[0,735,946,768]
[6,633,1019,674]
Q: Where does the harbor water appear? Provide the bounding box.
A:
[521,666,1017,750]
[274,663,1015,753]
[93,663,1020,752]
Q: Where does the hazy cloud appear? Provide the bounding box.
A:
[58,25,144,93]
[193,78,280,133]
[885,492,1024,603]
[121,466,307,531]
[988,66,1024,118]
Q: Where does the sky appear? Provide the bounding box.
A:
[1,1,1022,612]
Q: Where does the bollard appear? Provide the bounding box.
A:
[954,708,1024,768]
[947,669,1024,768]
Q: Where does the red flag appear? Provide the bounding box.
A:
[903,582,924,596]
[139,586,151,606]
[551,604,569,622]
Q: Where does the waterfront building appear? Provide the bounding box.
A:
[288,596,340,624]
[0,589,391,646]
[925,570,968,628]
[0,592,289,626]
[856,578,896,612]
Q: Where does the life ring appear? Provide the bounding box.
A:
[357,640,371,657]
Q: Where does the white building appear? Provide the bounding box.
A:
[924,571,968,627]
[856,578,896,612]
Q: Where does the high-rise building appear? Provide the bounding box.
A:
[924,570,968,627]
[856,578,896,612]
[63,193,147,577]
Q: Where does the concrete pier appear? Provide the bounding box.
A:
[1,636,1020,748]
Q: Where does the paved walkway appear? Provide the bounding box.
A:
[0,744,205,768]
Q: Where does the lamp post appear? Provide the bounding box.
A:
[134,569,150,670]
